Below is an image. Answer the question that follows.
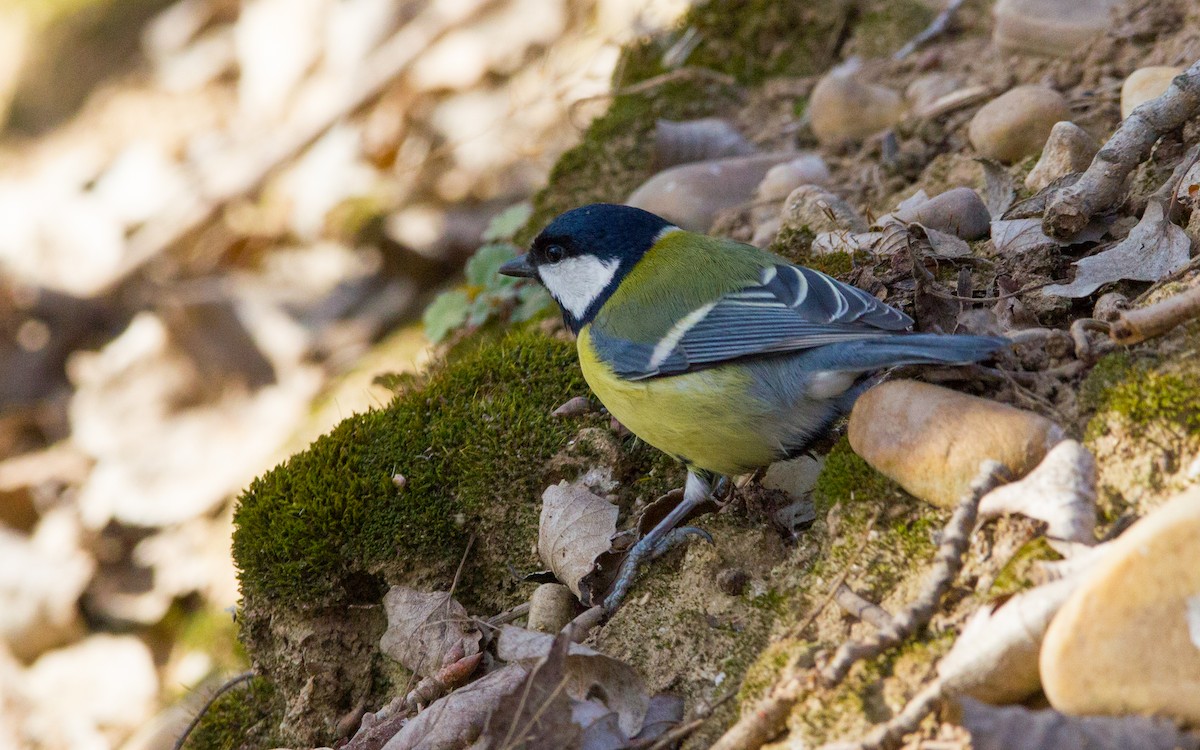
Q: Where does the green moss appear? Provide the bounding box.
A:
[989,537,1061,598]
[737,638,812,705]
[813,437,906,513]
[235,330,605,612]
[183,676,283,750]
[1082,352,1200,443]
[850,0,935,58]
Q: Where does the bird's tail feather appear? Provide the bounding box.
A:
[814,333,1009,372]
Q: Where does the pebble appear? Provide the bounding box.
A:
[1040,487,1200,724]
[893,187,991,240]
[809,66,905,147]
[1121,66,1181,119]
[780,185,868,236]
[847,380,1064,510]
[993,0,1124,58]
[755,155,832,203]
[968,86,1069,164]
[904,73,963,113]
[526,582,576,633]
[626,153,818,232]
[654,118,756,169]
[1024,121,1098,192]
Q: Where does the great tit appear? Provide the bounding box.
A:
[499,203,1008,610]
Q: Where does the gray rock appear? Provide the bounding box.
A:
[1025,121,1098,192]
[894,187,990,240]
[780,185,868,236]
[968,86,1069,164]
[654,118,756,169]
[993,0,1124,58]
[626,153,813,232]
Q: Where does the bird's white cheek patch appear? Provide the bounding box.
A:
[538,256,621,319]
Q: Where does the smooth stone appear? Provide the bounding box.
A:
[848,380,1065,509]
[1040,487,1200,724]
[905,72,964,113]
[1024,121,1099,192]
[1121,66,1181,119]
[969,86,1069,164]
[893,187,990,240]
[780,185,868,235]
[755,154,831,202]
[626,152,817,232]
[993,0,1124,58]
[750,216,782,249]
[526,582,576,633]
[809,67,905,147]
[654,118,756,169]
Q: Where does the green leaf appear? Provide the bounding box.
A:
[467,295,494,327]
[422,290,470,343]
[465,243,518,287]
[482,202,533,242]
[513,285,553,322]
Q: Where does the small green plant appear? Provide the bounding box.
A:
[422,203,553,343]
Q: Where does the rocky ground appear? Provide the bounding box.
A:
[3,0,1200,749]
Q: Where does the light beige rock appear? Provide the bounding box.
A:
[1025,121,1099,191]
[993,0,1124,58]
[527,582,576,633]
[893,187,990,240]
[1121,66,1181,119]
[809,67,905,147]
[905,73,963,113]
[848,380,1064,509]
[1040,487,1200,724]
[755,154,831,202]
[968,86,1069,164]
[626,153,814,232]
[781,185,868,235]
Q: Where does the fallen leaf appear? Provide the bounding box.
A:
[573,700,627,750]
[914,223,972,258]
[632,694,685,742]
[380,587,482,678]
[1043,201,1190,298]
[383,664,529,750]
[481,632,581,750]
[496,625,651,737]
[991,218,1059,256]
[977,157,1016,218]
[538,481,619,601]
[959,697,1200,750]
[810,231,882,255]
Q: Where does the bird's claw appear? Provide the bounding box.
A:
[603,525,712,613]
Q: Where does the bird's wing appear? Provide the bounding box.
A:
[592,263,914,380]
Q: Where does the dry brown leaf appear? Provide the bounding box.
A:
[382,664,529,750]
[1043,201,1190,298]
[938,574,1081,703]
[379,586,482,678]
[482,632,581,750]
[978,157,1016,218]
[991,218,1059,256]
[960,697,1200,750]
[496,625,651,737]
[538,481,619,601]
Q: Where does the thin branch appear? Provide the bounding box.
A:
[172,671,256,750]
[819,679,947,750]
[893,0,967,61]
[834,584,894,630]
[1109,282,1200,345]
[1043,58,1200,238]
[819,463,1006,686]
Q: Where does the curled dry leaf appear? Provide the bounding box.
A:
[379,586,482,678]
[382,664,529,750]
[977,440,1097,544]
[496,625,652,738]
[810,231,882,255]
[991,218,1060,256]
[481,632,580,750]
[1043,201,1190,298]
[538,481,619,601]
[959,697,1200,750]
[978,157,1016,218]
[938,574,1082,704]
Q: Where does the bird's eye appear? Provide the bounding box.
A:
[544,244,565,263]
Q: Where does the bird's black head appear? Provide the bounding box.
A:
[499,203,674,332]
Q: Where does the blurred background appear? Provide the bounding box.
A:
[0,1,691,747]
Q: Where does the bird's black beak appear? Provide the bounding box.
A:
[498,254,537,279]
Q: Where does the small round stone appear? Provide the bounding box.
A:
[993,0,1124,58]
[1024,121,1098,191]
[526,582,577,633]
[1120,66,1181,119]
[893,187,990,240]
[968,86,1069,164]
[809,68,905,147]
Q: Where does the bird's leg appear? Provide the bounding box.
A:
[603,470,714,613]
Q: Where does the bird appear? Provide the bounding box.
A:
[499,203,1008,611]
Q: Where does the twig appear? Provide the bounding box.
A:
[1109,282,1200,345]
[926,279,1054,303]
[563,605,605,643]
[819,463,1006,686]
[1043,58,1200,238]
[709,513,879,750]
[485,601,532,628]
[172,671,256,750]
[834,584,894,630]
[819,679,947,750]
[893,0,966,61]
[636,689,738,750]
[1069,318,1112,362]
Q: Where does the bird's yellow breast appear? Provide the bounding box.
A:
[577,326,778,476]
